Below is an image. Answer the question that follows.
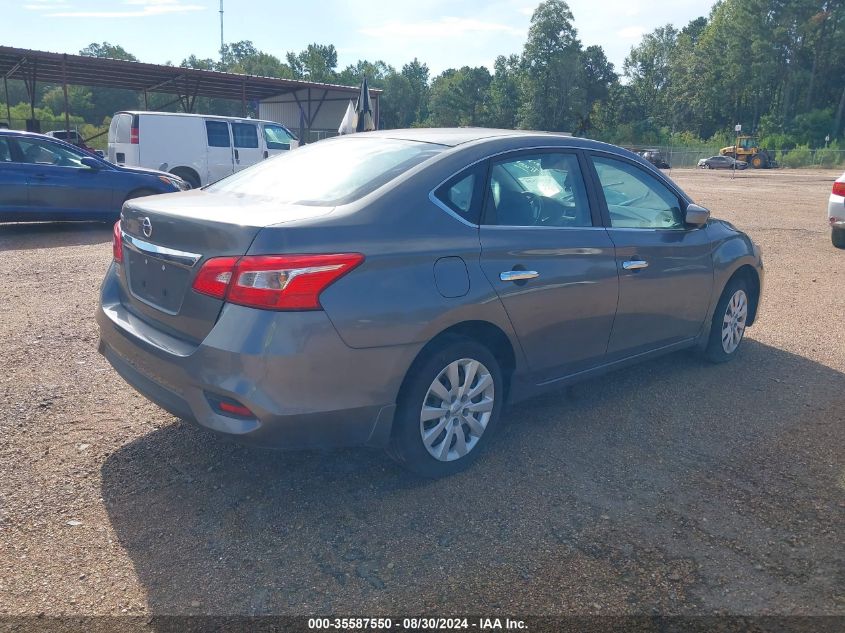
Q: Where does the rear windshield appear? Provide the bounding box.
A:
[207,137,444,206]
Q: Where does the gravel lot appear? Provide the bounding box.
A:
[0,168,843,619]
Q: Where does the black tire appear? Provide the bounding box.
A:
[833,228,845,249]
[170,167,200,189]
[750,155,765,169]
[389,337,504,478]
[702,277,750,363]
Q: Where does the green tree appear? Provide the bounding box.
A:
[578,45,616,134]
[286,44,338,83]
[486,55,522,129]
[41,85,94,118]
[401,59,430,124]
[518,0,583,132]
[427,67,492,127]
[80,42,138,61]
[79,42,139,121]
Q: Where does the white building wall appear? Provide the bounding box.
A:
[259,88,379,142]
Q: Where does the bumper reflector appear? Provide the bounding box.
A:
[207,394,255,419]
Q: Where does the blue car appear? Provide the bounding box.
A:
[0,130,187,222]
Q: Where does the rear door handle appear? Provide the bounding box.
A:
[234,149,239,162]
[622,260,649,270]
[500,270,540,282]
[263,150,269,159]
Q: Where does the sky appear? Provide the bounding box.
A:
[10,0,712,76]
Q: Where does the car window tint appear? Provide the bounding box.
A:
[482,152,592,227]
[16,138,88,168]
[263,125,294,150]
[206,121,230,148]
[0,138,12,162]
[592,156,684,229]
[232,123,258,148]
[433,165,485,224]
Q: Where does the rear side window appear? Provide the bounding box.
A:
[113,114,132,144]
[0,138,13,162]
[206,121,231,148]
[232,123,258,148]
[434,164,485,224]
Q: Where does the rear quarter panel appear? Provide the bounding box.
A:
[246,144,529,373]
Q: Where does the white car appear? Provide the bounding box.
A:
[830,171,845,248]
[107,111,299,189]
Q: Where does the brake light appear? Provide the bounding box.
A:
[191,256,238,299]
[833,181,845,197]
[191,253,364,310]
[112,220,123,263]
[130,127,139,144]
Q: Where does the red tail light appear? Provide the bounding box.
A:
[191,256,238,299]
[130,127,139,144]
[112,220,123,263]
[192,253,364,310]
[833,181,845,197]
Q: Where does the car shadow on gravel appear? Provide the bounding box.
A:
[0,221,112,251]
[101,340,845,617]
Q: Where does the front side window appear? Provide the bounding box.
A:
[16,138,89,168]
[208,137,444,206]
[592,155,684,229]
[483,152,592,227]
[263,125,295,150]
[206,121,231,148]
[232,123,259,149]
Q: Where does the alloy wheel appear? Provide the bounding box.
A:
[419,358,495,462]
[721,289,748,354]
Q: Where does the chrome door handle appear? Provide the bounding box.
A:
[500,270,540,282]
[622,260,649,270]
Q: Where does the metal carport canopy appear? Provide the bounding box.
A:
[0,45,380,111]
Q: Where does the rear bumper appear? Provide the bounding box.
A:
[97,263,417,449]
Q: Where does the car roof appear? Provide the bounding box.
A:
[0,129,91,150]
[116,111,288,126]
[354,127,626,151]
[0,129,59,139]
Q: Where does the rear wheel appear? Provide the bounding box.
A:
[389,338,503,478]
[170,167,200,189]
[750,154,765,169]
[832,228,845,249]
[703,278,749,363]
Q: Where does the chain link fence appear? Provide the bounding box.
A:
[625,144,845,169]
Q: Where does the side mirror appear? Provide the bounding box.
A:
[81,156,101,170]
[685,203,710,227]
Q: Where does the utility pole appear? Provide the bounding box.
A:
[219,0,224,63]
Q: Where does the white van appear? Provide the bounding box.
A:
[107,111,298,188]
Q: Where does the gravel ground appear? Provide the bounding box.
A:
[0,168,843,618]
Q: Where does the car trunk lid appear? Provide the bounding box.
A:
[119,190,332,342]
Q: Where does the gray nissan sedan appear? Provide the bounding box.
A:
[98,128,764,477]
